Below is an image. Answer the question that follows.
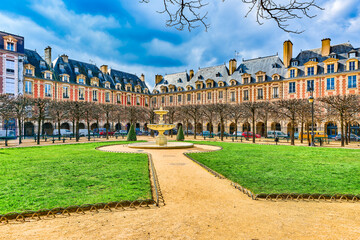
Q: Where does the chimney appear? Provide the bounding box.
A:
[100,65,108,75]
[283,40,293,68]
[140,74,145,82]
[189,69,194,79]
[61,54,68,63]
[321,38,331,57]
[44,46,52,67]
[155,74,163,85]
[229,59,237,75]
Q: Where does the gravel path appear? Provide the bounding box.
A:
[1,144,359,239]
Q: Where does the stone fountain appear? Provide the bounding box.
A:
[128,107,193,149]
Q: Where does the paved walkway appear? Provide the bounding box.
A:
[1,144,359,239]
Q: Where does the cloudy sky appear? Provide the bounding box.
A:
[1,0,359,89]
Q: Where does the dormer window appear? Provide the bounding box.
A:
[6,42,14,51]
[127,86,131,91]
[116,84,121,90]
[329,53,337,59]
[63,75,69,82]
[105,82,110,88]
[230,80,237,86]
[349,52,357,58]
[74,67,79,73]
[216,72,221,77]
[243,77,249,84]
[309,57,317,62]
[78,78,84,84]
[59,64,64,70]
[45,72,51,79]
[40,61,46,67]
[272,74,280,81]
[327,64,335,74]
[291,61,298,67]
[25,68,32,75]
[218,82,224,87]
[198,75,203,80]
[177,78,182,83]
[257,76,263,82]
[88,69,92,75]
[307,66,314,76]
[206,83,212,88]
[196,84,201,89]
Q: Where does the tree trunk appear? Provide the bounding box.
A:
[87,121,91,141]
[300,120,304,143]
[347,122,351,144]
[220,120,224,141]
[307,124,310,144]
[194,118,197,139]
[72,120,75,138]
[5,125,8,147]
[106,118,109,140]
[252,111,255,143]
[37,117,41,145]
[264,115,268,138]
[234,119,238,139]
[76,120,80,142]
[291,119,295,145]
[340,114,344,147]
[18,118,22,144]
[58,119,61,140]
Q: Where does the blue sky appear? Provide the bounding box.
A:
[1,0,360,89]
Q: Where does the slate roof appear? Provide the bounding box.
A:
[0,31,25,54]
[24,49,53,79]
[110,69,148,92]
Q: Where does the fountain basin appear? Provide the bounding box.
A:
[128,141,194,149]
[147,124,175,131]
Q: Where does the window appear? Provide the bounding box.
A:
[45,84,52,97]
[197,93,201,101]
[117,94,121,103]
[153,97,157,104]
[349,61,356,71]
[6,42,14,51]
[145,98,148,106]
[78,78,84,84]
[327,64,334,73]
[243,77,249,84]
[326,78,335,90]
[196,84,201,89]
[79,88,85,100]
[74,67,79,72]
[307,67,314,76]
[273,75,279,81]
[187,94,191,102]
[207,92,211,100]
[116,85,121,90]
[243,90,249,101]
[177,78,182,83]
[273,87,279,98]
[137,96,140,105]
[257,76,263,82]
[88,69,92,75]
[25,68,32,75]
[348,75,357,88]
[230,92,235,102]
[309,58,317,62]
[178,95,182,102]
[105,92,110,102]
[63,75,69,82]
[127,95,131,104]
[290,69,295,78]
[5,78,15,94]
[59,64,64,70]
[127,87,131,91]
[231,81,236,86]
[307,80,314,92]
[219,91,223,99]
[93,90,98,101]
[170,96,173,103]
[289,82,296,93]
[63,86,69,98]
[40,61,46,67]
[45,72,51,79]
[161,96,165,104]
[105,83,110,88]
[6,60,15,75]
[25,81,32,94]
[291,61,298,67]
[257,89,263,99]
[349,52,356,58]
[216,72,221,77]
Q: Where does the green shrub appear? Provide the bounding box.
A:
[127,124,137,141]
[176,125,184,141]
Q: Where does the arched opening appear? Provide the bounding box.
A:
[24,122,34,136]
[325,122,337,137]
[91,123,98,130]
[115,123,122,131]
[187,123,193,132]
[42,122,53,135]
[177,123,182,129]
[206,123,213,132]
[287,122,298,135]
[242,122,251,132]
[79,123,85,129]
[271,122,281,131]
[104,123,110,130]
[305,122,317,131]
[136,123,140,131]
[196,123,203,133]
[126,123,131,131]
[350,122,359,136]
[256,122,265,136]
[60,122,70,130]
[229,123,236,134]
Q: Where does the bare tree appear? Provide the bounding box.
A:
[65,101,85,142]
[49,100,68,140]
[320,95,359,147]
[202,104,216,136]
[101,104,116,139]
[12,95,32,144]
[182,105,203,139]
[82,102,96,140]
[0,95,15,146]
[212,103,230,141]
[228,103,244,139]
[141,0,322,33]
[242,102,262,143]
[165,106,179,137]
[32,98,50,145]
[257,101,275,138]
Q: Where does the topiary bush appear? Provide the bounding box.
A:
[127,124,137,141]
[176,125,184,141]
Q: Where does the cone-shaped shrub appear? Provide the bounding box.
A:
[127,124,137,141]
[176,125,184,141]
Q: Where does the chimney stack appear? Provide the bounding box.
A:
[155,74,163,85]
[61,54,68,63]
[100,65,108,75]
[45,46,52,67]
[229,59,237,75]
[283,40,293,68]
[140,74,145,82]
[321,38,331,57]
[189,69,194,79]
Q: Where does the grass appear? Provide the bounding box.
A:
[0,141,151,214]
[187,142,360,195]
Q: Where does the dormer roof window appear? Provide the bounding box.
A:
[74,67,79,73]
[198,75,203,80]
[216,72,221,77]
[59,64,64,70]
[40,61,46,67]
[291,61,298,67]
[105,82,110,88]
[309,57,317,62]
[63,75,69,82]
[98,72,102,78]
[88,69,92,75]
[349,51,357,58]
[329,53,337,59]
[177,78,182,83]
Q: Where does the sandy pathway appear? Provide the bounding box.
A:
[1,144,359,239]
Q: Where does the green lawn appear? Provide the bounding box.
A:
[0,142,151,214]
[187,142,360,195]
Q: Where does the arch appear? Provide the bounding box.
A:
[79,123,85,129]
[24,122,34,136]
[126,123,131,131]
[271,122,281,131]
[206,123,213,132]
[91,123,98,130]
[42,122,53,135]
[60,122,70,130]
[115,123,122,131]
[229,123,236,134]
[286,122,298,135]
[325,122,337,137]
[256,122,265,136]
[136,123,140,131]
[242,122,251,132]
[104,123,110,130]
[350,121,360,136]
[196,123,203,133]
[187,123,193,130]
[217,123,221,132]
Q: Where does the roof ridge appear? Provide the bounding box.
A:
[164,71,188,76]
[303,42,353,52]
[199,64,226,70]
[243,54,278,62]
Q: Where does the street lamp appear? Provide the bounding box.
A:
[308,92,315,147]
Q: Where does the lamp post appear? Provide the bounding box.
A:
[308,91,315,147]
